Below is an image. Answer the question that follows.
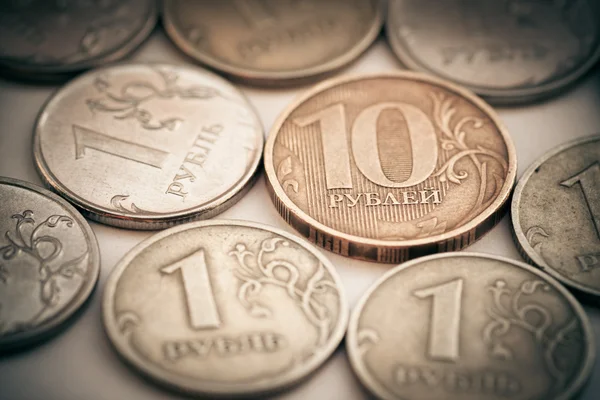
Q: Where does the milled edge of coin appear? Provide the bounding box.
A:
[0,0,158,76]
[346,252,596,400]
[511,134,600,299]
[0,176,100,351]
[385,1,600,104]
[102,219,349,396]
[263,71,517,263]
[33,62,265,230]
[162,0,384,85]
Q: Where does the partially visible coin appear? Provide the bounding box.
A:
[512,135,600,300]
[386,0,600,104]
[0,0,157,78]
[264,72,516,263]
[163,0,382,85]
[0,177,100,352]
[34,63,263,229]
[102,220,347,396]
[347,253,595,400]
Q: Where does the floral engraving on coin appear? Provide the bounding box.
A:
[276,156,299,194]
[484,279,582,392]
[229,237,340,348]
[86,68,220,131]
[430,93,508,226]
[110,195,156,215]
[0,211,89,334]
[525,226,551,263]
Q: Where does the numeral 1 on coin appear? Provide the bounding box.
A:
[161,249,221,329]
[73,125,168,169]
[561,162,600,239]
[293,102,438,189]
[414,279,463,362]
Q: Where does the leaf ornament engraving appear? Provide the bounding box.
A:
[356,329,380,357]
[0,211,89,334]
[117,311,141,338]
[277,156,299,194]
[526,226,550,263]
[483,279,581,392]
[110,195,156,215]
[430,93,508,225]
[86,68,221,131]
[229,238,339,347]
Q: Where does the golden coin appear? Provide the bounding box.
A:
[264,72,517,262]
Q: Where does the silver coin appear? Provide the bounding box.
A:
[102,220,347,396]
[386,0,600,104]
[512,135,600,300]
[34,63,264,229]
[163,0,383,85]
[347,253,594,400]
[0,0,157,77]
[0,177,100,351]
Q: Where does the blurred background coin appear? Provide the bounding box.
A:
[512,135,600,300]
[163,0,382,85]
[264,72,516,263]
[347,253,595,400]
[103,220,347,396]
[0,177,100,352]
[386,0,600,104]
[34,63,263,229]
[0,0,157,79]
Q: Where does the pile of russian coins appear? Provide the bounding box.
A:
[1,1,599,399]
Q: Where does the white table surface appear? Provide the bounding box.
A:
[1,29,600,400]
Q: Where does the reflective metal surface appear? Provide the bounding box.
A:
[0,177,100,351]
[163,0,382,85]
[34,63,264,229]
[512,135,600,300]
[387,0,600,103]
[103,220,347,396]
[264,72,516,262]
[0,0,157,76]
[347,253,595,400]
[1,31,600,400]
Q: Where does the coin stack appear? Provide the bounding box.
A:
[0,1,599,400]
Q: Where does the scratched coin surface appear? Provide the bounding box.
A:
[347,253,595,400]
[0,0,157,76]
[0,177,100,351]
[387,0,600,103]
[102,220,347,396]
[512,135,600,299]
[163,0,382,84]
[34,64,263,229]
[264,72,516,263]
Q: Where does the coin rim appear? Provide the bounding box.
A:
[385,0,600,104]
[33,62,265,230]
[0,176,100,350]
[0,0,158,75]
[511,134,600,297]
[102,219,349,396]
[346,252,596,400]
[162,0,383,83]
[263,71,517,259]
